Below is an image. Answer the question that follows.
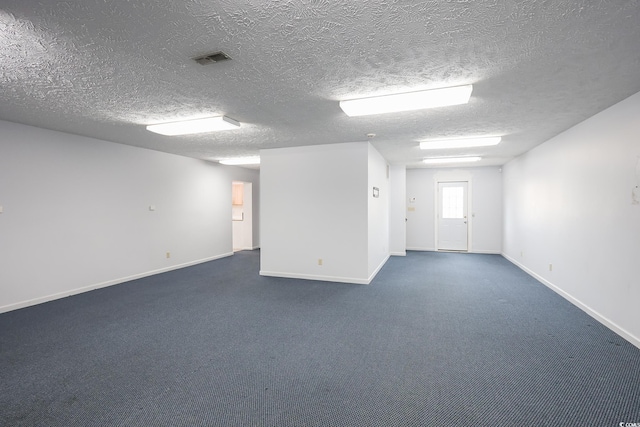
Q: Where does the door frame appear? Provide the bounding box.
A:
[433,171,473,252]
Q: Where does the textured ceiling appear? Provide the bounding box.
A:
[1,0,640,168]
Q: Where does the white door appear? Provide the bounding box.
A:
[437,181,468,251]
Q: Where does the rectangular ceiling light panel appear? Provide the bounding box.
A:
[339,85,473,117]
[219,157,260,166]
[420,136,501,150]
[146,116,240,136]
[423,156,481,165]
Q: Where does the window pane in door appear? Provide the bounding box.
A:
[442,187,464,218]
[232,182,244,206]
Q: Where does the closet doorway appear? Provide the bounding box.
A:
[232,181,253,252]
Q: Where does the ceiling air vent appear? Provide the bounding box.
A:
[193,51,231,65]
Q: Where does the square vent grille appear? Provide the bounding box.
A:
[193,51,231,65]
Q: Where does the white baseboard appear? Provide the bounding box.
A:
[406,247,501,255]
[259,270,370,285]
[406,247,436,251]
[502,252,640,350]
[390,251,406,256]
[260,255,390,285]
[233,246,260,252]
[0,252,234,314]
[368,254,391,282]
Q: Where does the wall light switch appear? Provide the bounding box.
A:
[0,205,3,213]
[149,205,156,211]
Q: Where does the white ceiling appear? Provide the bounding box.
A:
[2,1,640,168]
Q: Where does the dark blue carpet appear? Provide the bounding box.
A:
[1,251,639,426]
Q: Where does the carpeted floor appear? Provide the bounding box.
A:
[1,251,639,426]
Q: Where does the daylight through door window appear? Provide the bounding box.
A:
[442,187,464,218]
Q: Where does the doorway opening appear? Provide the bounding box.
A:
[232,181,253,252]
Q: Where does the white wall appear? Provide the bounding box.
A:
[503,91,640,348]
[367,144,390,277]
[260,142,389,284]
[0,120,259,313]
[389,165,407,256]
[406,167,503,253]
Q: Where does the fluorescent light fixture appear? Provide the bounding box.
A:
[419,136,501,150]
[219,157,260,166]
[422,156,482,165]
[146,116,240,136]
[339,84,472,117]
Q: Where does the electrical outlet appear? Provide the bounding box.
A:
[318,258,323,266]
[166,252,171,259]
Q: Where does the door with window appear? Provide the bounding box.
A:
[437,181,468,251]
